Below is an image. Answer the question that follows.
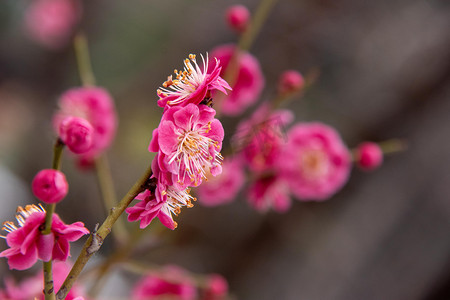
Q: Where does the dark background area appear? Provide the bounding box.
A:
[0,0,449,299]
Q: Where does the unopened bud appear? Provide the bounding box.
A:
[356,142,383,170]
[32,169,69,204]
[225,5,250,33]
[278,70,305,95]
[59,116,93,154]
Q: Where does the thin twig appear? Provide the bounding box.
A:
[42,139,65,300]
[56,164,153,300]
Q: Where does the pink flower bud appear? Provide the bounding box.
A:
[204,274,228,300]
[225,5,250,33]
[58,116,94,154]
[356,142,383,170]
[32,169,68,204]
[278,70,305,95]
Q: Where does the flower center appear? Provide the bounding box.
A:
[169,122,222,185]
[300,149,329,180]
[1,204,45,238]
[157,54,209,106]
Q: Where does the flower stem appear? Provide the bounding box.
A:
[56,163,153,300]
[74,32,96,87]
[43,139,65,300]
[95,155,128,245]
[238,0,278,52]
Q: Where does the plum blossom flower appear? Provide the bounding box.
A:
[0,261,86,300]
[150,104,224,188]
[0,204,89,270]
[32,169,69,204]
[247,175,291,213]
[157,54,231,109]
[355,142,383,170]
[53,87,117,163]
[209,44,265,116]
[126,156,196,230]
[233,103,293,172]
[196,157,244,207]
[279,123,351,201]
[24,0,81,49]
[131,265,197,300]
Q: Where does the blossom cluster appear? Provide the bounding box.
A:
[126,54,231,229]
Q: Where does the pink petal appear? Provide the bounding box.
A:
[20,226,40,255]
[52,237,70,261]
[4,247,38,270]
[37,233,55,261]
[148,128,160,152]
[158,120,179,155]
[173,104,199,130]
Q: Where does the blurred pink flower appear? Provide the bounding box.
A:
[53,87,117,163]
[247,175,291,213]
[280,123,351,201]
[58,116,94,154]
[32,169,69,204]
[209,44,265,116]
[233,103,293,172]
[225,5,250,33]
[24,0,81,49]
[197,157,244,207]
[157,54,231,109]
[0,204,89,270]
[132,265,197,300]
[278,70,305,95]
[203,274,229,300]
[355,142,383,170]
[0,261,86,300]
[150,104,224,188]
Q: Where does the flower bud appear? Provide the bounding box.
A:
[278,70,305,95]
[225,5,250,33]
[356,142,383,170]
[204,274,228,300]
[32,169,69,204]
[58,116,94,154]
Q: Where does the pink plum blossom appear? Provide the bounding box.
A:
[233,103,293,172]
[247,175,291,213]
[53,87,117,163]
[279,123,351,201]
[126,155,196,230]
[24,0,81,49]
[157,54,231,109]
[355,142,383,170]
[0,261,86,300]
[196,157,244,207]
[149,104,224,189]
[58,116,94,154]
[203,274,229,300]
[0,204,89,270]
[225,5,250,33]
[278,70,305,95]
[209,44,265,116]
[32,169,69,204]
[131,265,197,300]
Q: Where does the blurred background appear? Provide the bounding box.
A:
[1,0,450,299]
